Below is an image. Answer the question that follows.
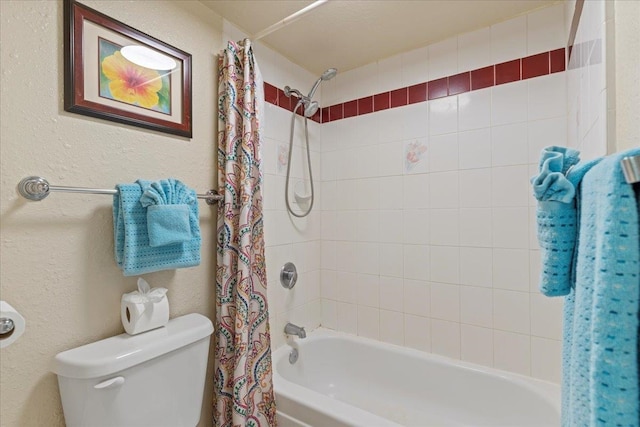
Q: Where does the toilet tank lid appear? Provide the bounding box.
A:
[53,313,213,379]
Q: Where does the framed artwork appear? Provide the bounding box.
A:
[64,0,192,137]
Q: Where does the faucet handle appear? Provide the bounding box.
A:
[280,262,298,289]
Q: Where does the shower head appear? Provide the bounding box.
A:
[303,100,319,118]
[321,68,338,81]
[307,67,338,99]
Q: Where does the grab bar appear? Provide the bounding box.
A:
[17,176,223,205]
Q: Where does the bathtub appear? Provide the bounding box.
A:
[272,328,560,427]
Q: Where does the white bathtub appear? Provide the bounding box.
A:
[272,328,560,427]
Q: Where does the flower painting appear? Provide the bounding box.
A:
[65,0,192,136]
[98,38,171,114]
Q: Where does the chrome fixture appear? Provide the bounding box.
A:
[289,348,299,364]
[621,155,640,184]
[308,68,337,99]
[0,317,15,336]
[284,322,306,339]
[17,176,224,205]
[253,0,329,41]
[284,68,337,217]
[280,262,298,289]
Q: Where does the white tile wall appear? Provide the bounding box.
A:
[458,27,492,72]
[255,5,589,385]
[566,0,609,160]
[491,15,528,64]
[428,37,458,80]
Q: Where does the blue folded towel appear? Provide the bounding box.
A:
[113,180,200,276]
[531,146,598,296]
[139,179,195,247]
[562,148,640,426]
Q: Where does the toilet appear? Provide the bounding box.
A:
[52,313,213,427]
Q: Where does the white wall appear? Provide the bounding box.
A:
[613,0,640,152]
[318,4,575,383]
[565,0,610,159]
[0,1,222,426]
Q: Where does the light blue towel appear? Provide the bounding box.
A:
[113,180,200,276]
[562,148,640,426]
[531,146,598,296]
[139,179,196,247]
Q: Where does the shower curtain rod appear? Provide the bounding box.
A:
[17,176,223,205]
[253,0,329,40]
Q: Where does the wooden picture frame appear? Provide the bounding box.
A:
[64,0,192,137]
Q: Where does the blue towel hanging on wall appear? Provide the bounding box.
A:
[113,180,201,276]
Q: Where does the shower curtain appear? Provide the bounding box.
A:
[214,39,276,427]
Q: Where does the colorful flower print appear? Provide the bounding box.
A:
[101,51,163,109]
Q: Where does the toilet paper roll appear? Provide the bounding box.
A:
[121,296,169,335]
[0,301,26,349]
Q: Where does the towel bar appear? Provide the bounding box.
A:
[621,155,640,184]
[17,176,223,205]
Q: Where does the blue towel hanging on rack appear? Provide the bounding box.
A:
[113,180,201,276]
[559,148,640,426]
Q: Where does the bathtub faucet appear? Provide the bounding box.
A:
[284,322,306,339]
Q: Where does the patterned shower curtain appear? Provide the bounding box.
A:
[214,39,276,427]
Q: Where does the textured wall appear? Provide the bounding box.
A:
[614,0,640,152]
[0,1,222,426]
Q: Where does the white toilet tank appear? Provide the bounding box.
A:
[53,313,213,427]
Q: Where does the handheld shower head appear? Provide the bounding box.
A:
[321,68,338,81]
[303,100,319,118]
[307,68,338,99]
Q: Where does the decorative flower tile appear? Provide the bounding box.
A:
[404,139,428,174]
[277,144,289,174]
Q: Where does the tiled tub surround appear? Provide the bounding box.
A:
[316,70,567,384]
[256,4,593,385]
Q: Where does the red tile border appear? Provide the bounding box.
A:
[343,100,358,118]
[264,82,278,104]
[358,96,374,115]
[390,88,408,108]
[276,88,290,110]
[320,107,329,123]
[471,66,495,90]
[550,48,566,73]
[448,72,471,95]
[495,59,521,85]
[329,104,343,122]
[408,83,427,104]
[428,77,448,100]
[263,47,565,123]
[522,52,549,79]
[373,92,390,111]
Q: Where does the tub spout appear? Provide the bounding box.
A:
[284,322,306,339]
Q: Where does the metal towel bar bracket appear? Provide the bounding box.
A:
[17,176,224,205]
[621,155,640,184]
